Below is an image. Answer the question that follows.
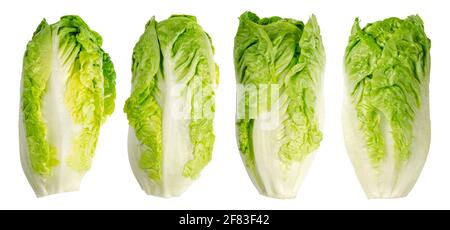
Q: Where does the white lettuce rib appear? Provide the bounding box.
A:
[159,56,194,197]
[128,128,156,194]
[343,79,430,198]
[251,90,323,199]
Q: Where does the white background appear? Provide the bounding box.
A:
[0,0,448,210]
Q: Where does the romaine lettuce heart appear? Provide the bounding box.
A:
[343,15,431,198]
[234,12,325,199]
[124,15,218,197]
[20,16,116,197]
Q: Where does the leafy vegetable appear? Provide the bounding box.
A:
[124,15,218,197]
[343,15,431,198]
[19,16,116,197]
[234,12,325,199]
